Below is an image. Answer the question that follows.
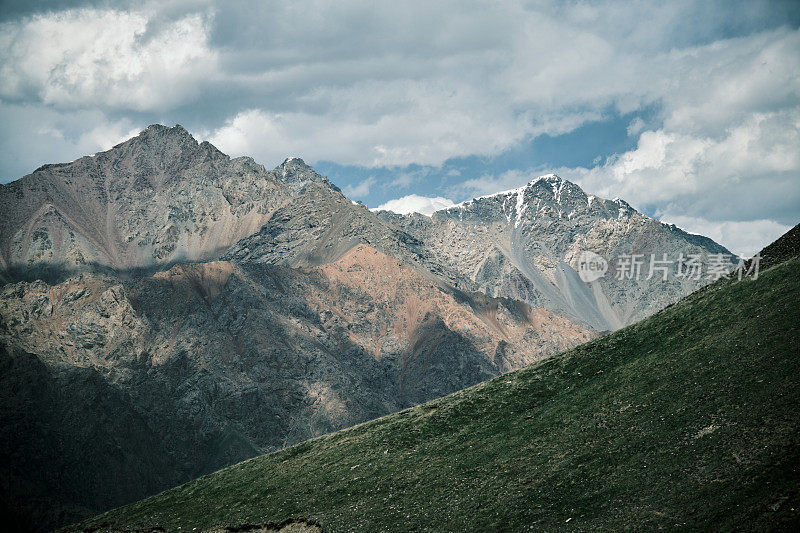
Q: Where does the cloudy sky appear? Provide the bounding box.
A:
[1,0,798,256]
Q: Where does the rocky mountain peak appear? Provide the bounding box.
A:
[0,125,296,276]
[140,123,193,138]
[436,173,596,228]
[280,156,310,169]
[433,172,663,233]
[274,157,340,192]
[92,123,212,178]
[124,123,198,150]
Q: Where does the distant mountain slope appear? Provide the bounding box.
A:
[379,175,735,330]
[76,225,799,532]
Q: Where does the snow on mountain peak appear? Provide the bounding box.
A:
[514,186,528,228]
[448,173,564,210]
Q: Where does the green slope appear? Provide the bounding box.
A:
[76,236,800,532]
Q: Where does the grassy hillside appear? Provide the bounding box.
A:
[75,240,800,531]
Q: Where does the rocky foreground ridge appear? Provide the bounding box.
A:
[0,125,733,531]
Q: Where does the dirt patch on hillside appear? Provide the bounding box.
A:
[203,519,323,532]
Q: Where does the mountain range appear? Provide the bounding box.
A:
[0,125,737,531]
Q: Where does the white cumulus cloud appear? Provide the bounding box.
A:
[658,216,792,259]
[562,108,800,225]
[0,8,218,111]
[373,195,455,216]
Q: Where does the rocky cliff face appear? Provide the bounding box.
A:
[378,174,734,331]
[0,125,311,280]
[0,126,733,531]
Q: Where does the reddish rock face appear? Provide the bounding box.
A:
[314,244,591,370]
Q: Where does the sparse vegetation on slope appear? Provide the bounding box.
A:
[75,230,800,532]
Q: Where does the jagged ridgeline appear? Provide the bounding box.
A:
[0,125,741,531]
[74,224,800,532]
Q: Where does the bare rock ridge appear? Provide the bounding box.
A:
[0,125,734,531]
[0,125,330,280]
[378,174,734,330]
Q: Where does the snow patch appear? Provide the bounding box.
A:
[514,187,527,228]
[552,179,566,204]
[502,196,512,223]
